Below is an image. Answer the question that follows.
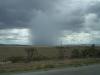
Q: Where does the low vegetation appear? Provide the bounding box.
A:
[0,58,100,73]
[71,44,100,58]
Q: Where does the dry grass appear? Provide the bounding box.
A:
[0,58,100,73]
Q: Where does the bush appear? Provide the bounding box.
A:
[33,55,52,61]
[95,50,100,58]
[71,49,80,58]
[40,64,55,69]
[25,48,35,62]
[34,64,55,70]
[80,44,100,58]
[8,56,25,63]
[56,46,65,59]
[81,49,89,58]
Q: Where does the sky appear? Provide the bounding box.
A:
[0,0,100,45]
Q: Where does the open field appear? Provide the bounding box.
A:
[0,45,100,73]
[0,45,100,60]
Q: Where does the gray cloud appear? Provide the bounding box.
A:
[0,0,100,45]
[0,0,57,28]
[85,1,100,31]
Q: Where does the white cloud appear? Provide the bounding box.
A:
[0,28,31,45]
[60,32,92,44]
[60,31,100,45]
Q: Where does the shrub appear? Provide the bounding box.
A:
[32,55,51,61]
[8,56,25,63]
[81,49,89,58]
[71,49,80,58]
[56,46,65,59]
[95,50,100,58]
[25,48,35,62]
[81,44,100,58]
[41,64,55,68]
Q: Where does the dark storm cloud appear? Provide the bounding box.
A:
[57,10,84,31]
[87,2,100,16]
[0,0,57,29]
[84,1,100,31]
[0,0,85,31]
